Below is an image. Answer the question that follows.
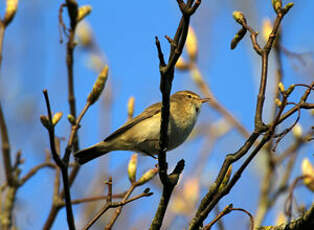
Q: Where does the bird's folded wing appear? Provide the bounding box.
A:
[104,102,161,142]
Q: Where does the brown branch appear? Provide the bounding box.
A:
[189,131,260,229]
[0,186,17,230]
[150,160,184,230]
[65,27,78,150]
[0,21,13,188]
[254,78,285,225]
[66,193,126,206]
[284,175,313,221]
[43,166,61,230]
[58,4,68,43]
[150,1,201,229]
[198,80,308,225]
[191,133,271,230]
[275,130,312,164]
[65,0,78,120]
[230,208,255,230]
[63,0,80,162]
[43,90,64,167]
[59,180,126,208]
[0,18,19,230]
[203,204,233,230]
[257,202,314,230]
[42,92,94,229]
[203,204,254,230]
[19,162,56,186]
[0,21,5,67]
[155,37,166,67]
[83,191,153,230]
[43,77,100,229]
[242,23,262,55]
[255,92,312,226]
[255,164,275,227]
[105,181,136,230]
[0,104,12,186]
[214,205,226,230]
[64,102,90,163]
[270,151,297,205]
[83,180,152,230]
[278,81,314,124]
[232,7,291,131]
[42,89,75,230]
[190,4,304,229]
[43,1,99,227]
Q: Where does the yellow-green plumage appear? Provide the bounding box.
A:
[74,90,209,164]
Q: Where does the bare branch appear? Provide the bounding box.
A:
[0,103,13,186]
[203,204,254,230]
[19,162,56,186]
[42,89,75,230]
[83,187,153,230]
[257,202,314,230]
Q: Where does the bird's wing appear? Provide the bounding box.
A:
[104,102,161,142]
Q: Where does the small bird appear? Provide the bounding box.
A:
[74,90,209,164]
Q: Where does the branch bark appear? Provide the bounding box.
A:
[150,1,201,229]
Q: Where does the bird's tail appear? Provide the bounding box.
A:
[74,142,109,165]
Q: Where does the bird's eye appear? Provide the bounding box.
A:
[187,95,192,98]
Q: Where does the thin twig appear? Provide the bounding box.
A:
[0,19,18,230]
[61,193,126,207]
[150,1,200,229]
[189,5,298,229]
[105,182,137,229]
[257,202,314,230]
[0,103,12,186]
[231,208,255,230]
[19,162,56,186]
[0,20,13,187]
[0,21,5,67]
[214,205,225,230]
[203,204,254,230]
[203,204,233,230]
[83,187,153,230]
[42,89,75,230]
[284,175,312,222]
[275,131,312,164]
[43,90,64,167]
[64,102,91,163]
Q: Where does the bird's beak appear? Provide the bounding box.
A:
[200,98,210,103]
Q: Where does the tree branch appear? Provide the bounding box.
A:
[19,162,56,186]
[43,89,75,230]
[189,4,299,229]
[83,177,153,230]
[257,203,314,230]
[150,1,201,229]
[203,204,254,230]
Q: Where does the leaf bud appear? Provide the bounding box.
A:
[232,11,246,25]
[77,5,92,23]
[137,168,158,185]
[128,153,138,183]
[52,112,63,126]
[301,158,314,192]
[186,27,198,61]
[87,65,109,105]
[3,0,18,26]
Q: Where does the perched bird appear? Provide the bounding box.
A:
[75,90,209,164]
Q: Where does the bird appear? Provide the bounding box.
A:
[74,90,209,164]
